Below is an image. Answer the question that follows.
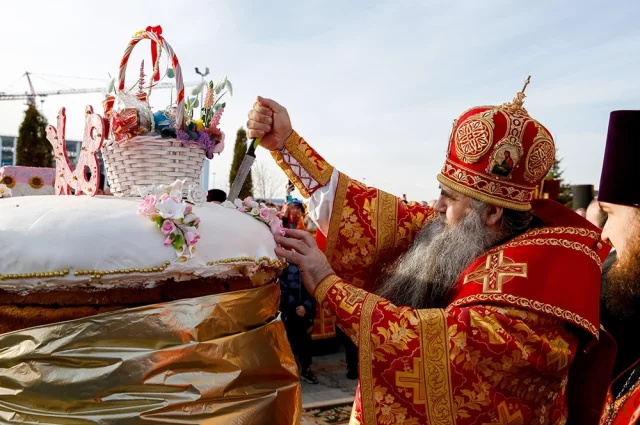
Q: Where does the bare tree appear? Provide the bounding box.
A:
[253,160,285,201]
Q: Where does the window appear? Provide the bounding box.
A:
[0,136,15,166]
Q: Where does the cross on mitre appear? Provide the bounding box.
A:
[463,250,527,293]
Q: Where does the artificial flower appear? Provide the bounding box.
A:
[221,200,236,209]
[161,220,176,235]
[185,231,200,246]
[270,219,286,237]
[138,195,158,216]
[203,84,214,109]
[259,207,279,223]
[183,213,199,226]
[156,196,186,220]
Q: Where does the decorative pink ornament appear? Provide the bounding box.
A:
[161,220,176,235]
[47,106,105,196]
[138,195,158,216]
[270,219,286,237]
[185,231,200,246]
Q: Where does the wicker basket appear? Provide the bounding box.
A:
[101,29,204,196]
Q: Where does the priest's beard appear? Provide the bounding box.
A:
[603,232,640,320]
[376,204,503,309]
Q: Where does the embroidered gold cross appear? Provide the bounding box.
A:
[464,250,527,293]
[339,285,366,314]
[395,358,425,404]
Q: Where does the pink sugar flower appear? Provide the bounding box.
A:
[185,231,200,246]
[138,195,158,216]
[161,220,176,235]
[270,219,286,237]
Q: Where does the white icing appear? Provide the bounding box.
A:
[0,196,280,291]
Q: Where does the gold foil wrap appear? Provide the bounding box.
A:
[0,284,301,424]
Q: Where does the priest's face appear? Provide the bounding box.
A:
[376,194,504,309]
[601,202,640,318]
[432,185,475,225]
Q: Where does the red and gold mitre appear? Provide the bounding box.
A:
[437,77,556,211]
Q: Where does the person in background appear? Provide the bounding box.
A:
[283,199,307,230]
[595,111,640,424]
[207,189,227,204]
[280,199,318,384]
[303,202,318,236]
[587,199,608,230]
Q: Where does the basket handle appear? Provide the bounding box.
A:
[118,29,185,129]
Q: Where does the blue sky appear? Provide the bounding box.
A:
[0,0,638,200]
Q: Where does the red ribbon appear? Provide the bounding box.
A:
[146,25,163,82]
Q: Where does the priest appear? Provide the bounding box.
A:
[248,80,612,424]
[597,110,640,425]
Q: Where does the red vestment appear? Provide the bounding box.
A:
[273,131,613,424]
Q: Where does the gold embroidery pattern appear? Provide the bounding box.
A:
[395,358,426,404]
[360,294,378,425]
[272,151,311,198]
[375,190,398,265]
[339,284,367,314]
[447,293,598,337]
[541,334,570,371]
[438,162,532,211]
[455,110,496,163]
[325,173,350,265]
[284,133,333,186]
[418,309,456,425]
[605,378,640,425]
[271,131,334,198]
[491,237,601,268]
[464,250,528,293]
[315,275,341,305]
[524,124,555,183]
[501,226,600,244]
[482,401,525,425]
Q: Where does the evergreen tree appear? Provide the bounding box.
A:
[545,152,572,206]
[16,105,53,168]
[228,127,253,199]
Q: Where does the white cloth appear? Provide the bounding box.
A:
[308,169,339,237]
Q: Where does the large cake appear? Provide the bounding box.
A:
[0,194,284,334]
[0,27,300,424]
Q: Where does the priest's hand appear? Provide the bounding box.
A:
[275,229,335,297]
[247,96,292,151]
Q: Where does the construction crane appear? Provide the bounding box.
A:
[0,72,196,105]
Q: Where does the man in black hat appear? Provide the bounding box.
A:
[573,185,595,210]
[597,110,640,424]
